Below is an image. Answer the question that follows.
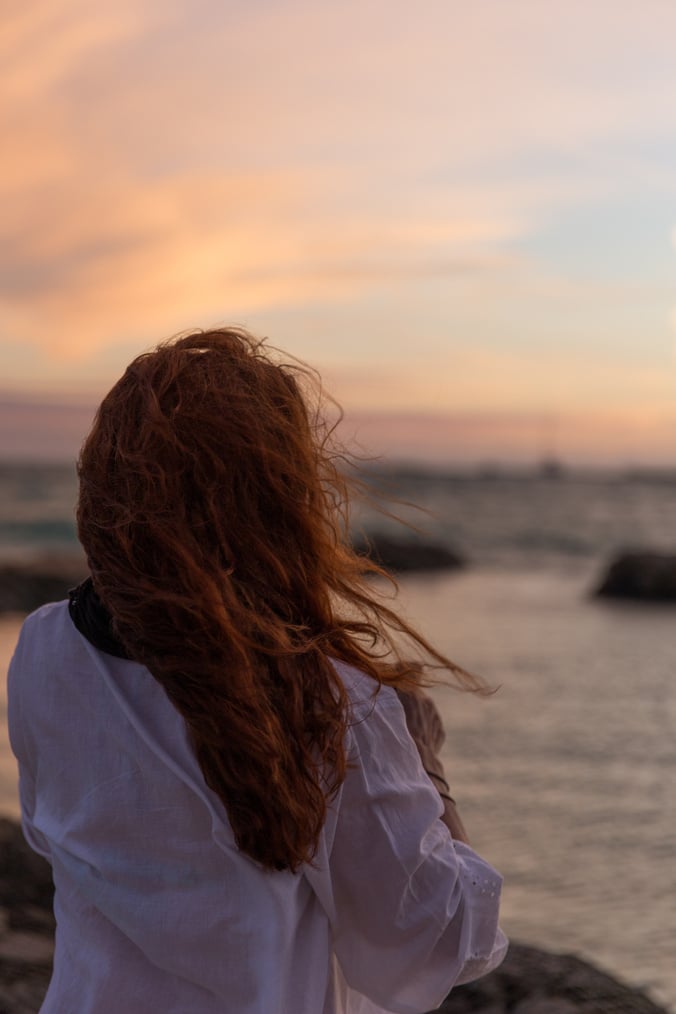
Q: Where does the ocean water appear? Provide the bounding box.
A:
[0,463,79,562]
[403,566,676,1011]
[1,463,676,1009]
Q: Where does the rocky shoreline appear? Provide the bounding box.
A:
[5,545,676,619]
[0,537,464,619]
[0,820,667,1014]
[0,820,55,1014]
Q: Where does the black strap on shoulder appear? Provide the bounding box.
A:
[68,577,131,660]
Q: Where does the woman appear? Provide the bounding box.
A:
[8,328,506,1013]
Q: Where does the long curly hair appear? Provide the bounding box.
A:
[76,328,483,871]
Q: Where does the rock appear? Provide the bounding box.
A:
[435,942,668,1013]
[0,821,54,1013]
[354,531,464,574]
[0,969,53,1014]
[0,822,53,913]
[0,558,87,614]
[595,551,676,602]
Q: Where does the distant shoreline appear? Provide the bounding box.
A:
[0,531,465,617]
[3,456,676,480]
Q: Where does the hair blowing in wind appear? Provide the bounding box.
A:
[76,328,484,871]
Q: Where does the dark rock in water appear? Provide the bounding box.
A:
[435,942,668,1012]
[0,820,54,1014]
[0,819,668,1013]
[595,551,676,602]
[0,822,53,914]
[354,531,464,574]
[0,558,87,614]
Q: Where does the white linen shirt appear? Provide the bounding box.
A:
[8,601,507,1014]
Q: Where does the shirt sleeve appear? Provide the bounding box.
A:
[313,678,507,1014]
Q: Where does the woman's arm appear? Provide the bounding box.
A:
[395,687,470,844]
[307,672,506,1014]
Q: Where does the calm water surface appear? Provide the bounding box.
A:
[400,565,676,1011]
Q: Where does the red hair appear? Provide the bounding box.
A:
[77,328,483,870]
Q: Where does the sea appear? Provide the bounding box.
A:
[1,461,675,1010]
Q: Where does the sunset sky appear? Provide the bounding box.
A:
[2,0,676,465]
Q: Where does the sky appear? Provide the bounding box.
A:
[1,0,676,465]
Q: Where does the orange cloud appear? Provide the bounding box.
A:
[1,153,522,359]
[8,0,676,365]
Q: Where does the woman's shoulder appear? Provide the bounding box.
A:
[8,601,76,761]
[329,658,400,723]
[13,598,69,647]
[14,599,75,656]
[9,599,97,701]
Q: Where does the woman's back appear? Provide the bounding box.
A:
[11,601,330,1013]
[10,599,506,1014]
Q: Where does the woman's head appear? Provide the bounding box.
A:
[77,327,483,871]
[78,329,338,637]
